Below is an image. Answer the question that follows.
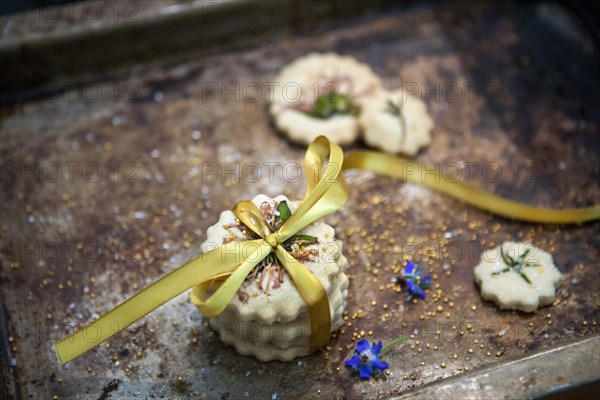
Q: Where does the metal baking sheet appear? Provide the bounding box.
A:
[1,1,598,399]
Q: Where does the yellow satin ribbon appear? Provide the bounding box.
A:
[342,151,599,224]
[54,137,599,364]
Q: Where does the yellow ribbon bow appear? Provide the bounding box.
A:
[54,136,599,365]
[54,136,349,364]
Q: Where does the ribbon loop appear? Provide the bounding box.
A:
[193,240,273,317]
[232,200,271,238]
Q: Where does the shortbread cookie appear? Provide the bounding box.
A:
[474,242,562,313]
[192,194,349,361]
[359,89,433,156]
[270,53,381,146]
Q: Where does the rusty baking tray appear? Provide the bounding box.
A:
[1,1,599,399]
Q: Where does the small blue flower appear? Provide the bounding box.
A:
[345,339,389,379]
[398,261,432,300]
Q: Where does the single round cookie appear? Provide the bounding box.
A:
[191,194,349,361]
[359,89,434,156]
[474,242,562,313]
[270,53,382,146]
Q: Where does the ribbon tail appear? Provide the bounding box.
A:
[343,150,600,224]
[274,246,331,353]
[53,242,247,365]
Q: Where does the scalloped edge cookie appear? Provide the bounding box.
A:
[359,89,434,156]
[474,242,562,313]
[269,53,382,146]
[193,194,349,361]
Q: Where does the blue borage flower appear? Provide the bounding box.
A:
[397,261,432,300]
[345,339,389,379]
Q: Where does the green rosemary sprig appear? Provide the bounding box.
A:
[385,99,401,116]
[288,234,319,246]
[262,252,277,266]
[385,100,407,145]
[276,200,292,224]
[311,92,359,119]
[493,247,539,284]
